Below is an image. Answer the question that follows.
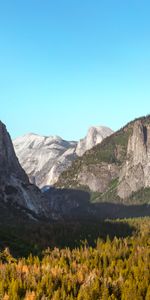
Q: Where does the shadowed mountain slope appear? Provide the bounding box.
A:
[0,121,49,217]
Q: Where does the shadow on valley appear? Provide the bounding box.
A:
[45,187,150,220]
[0,218,135,258]
[0,187,150,257]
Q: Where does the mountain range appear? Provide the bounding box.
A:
[0,116,150,225]
[56,115,150,204]
[13,126,113,188]
[0,116,150,256]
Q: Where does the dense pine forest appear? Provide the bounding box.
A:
[0,217,149,299]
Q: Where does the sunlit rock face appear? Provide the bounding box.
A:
[56,116,150,203]
[77,163,119,193]
[13,126,113,188]
[0,121,49,217]
[118,120,150,198]
[76,126,113,157]
[13,133,77,188]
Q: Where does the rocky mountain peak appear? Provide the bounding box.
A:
[76,126,113,157]
[13,133,78,187]
[56,116,150,204]
[13,126,113,188]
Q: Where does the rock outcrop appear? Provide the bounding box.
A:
[118,120,150,198]
[76,126,113,156]
[13,134,77,188]
[13,126,113,188]
[77,163,119,192]
[0,121,49,217]
[57,116,150,203]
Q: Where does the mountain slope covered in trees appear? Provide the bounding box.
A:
[56,115,150,204]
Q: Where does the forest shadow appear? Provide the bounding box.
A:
[44,218,136,250]
[0,217,136,258]
[0,187,149,257]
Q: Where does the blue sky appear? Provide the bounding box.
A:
[0,0,150,140]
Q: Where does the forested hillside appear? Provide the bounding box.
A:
[0,218,149,299]
[56,115,150,204]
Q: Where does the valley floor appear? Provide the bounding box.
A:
[0,218,150,299]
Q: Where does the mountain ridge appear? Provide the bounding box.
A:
[56,115,150,204]
[13,125,113,188]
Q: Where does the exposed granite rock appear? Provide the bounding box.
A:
[76,126,113,156]
[57,116,150,203]
[56,125,129,193]
[0,121,49,217]
[0,121,28,182]
[77,163,119,192]
[117,120,150,198]
[13,126,113,188]
[13,133,77,188]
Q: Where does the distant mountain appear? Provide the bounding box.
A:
[56,115,150,204]
[13,133,77,188]
[0,118,150,254]
[13,126,113,188]
[76,126,113,156]
[0,121,49,217]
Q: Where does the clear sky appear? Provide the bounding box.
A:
[0,0,150,141]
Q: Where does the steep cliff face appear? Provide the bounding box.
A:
[57,116,150,203]
[56,124,130,193]
[0,121,49,217]
[13,133,77,188]
[13,126,113,188]
[118,120,150,198]
[76,126,113,156]
[0,121,28,182]
[76,163,119,192]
